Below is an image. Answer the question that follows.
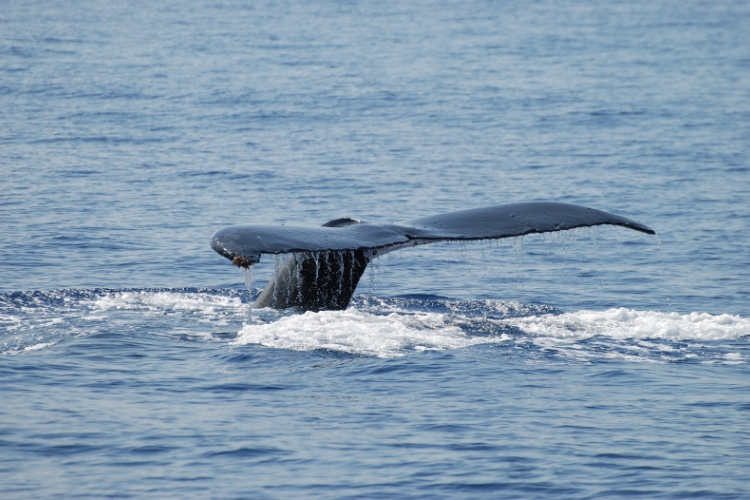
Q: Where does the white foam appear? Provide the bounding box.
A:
[0,314,23,332]
[234,309,507,358]
[232,306,749,359]
[23,341,55,352]
[504,308,750,341]
[5,288,747,362]
[91,291,245,313]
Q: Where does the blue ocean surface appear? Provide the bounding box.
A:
[2,0,749,498]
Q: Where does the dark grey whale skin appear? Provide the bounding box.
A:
[211,202,655,312]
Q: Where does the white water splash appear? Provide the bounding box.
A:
[235,306,749,360]
[503,308,750,341]
[91,291,245,313]
[234,309,507,358]
[3,290,748,361]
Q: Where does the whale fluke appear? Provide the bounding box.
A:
[211,202,655,311]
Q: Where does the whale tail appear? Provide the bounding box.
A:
[253,250,370,312]
[211,202,655,312]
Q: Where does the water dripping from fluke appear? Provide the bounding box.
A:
[242,267,253,291]
[210,202,656,312]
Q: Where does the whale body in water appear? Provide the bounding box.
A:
[211,202,655,312]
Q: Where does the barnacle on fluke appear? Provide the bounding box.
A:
[232,256,251,269]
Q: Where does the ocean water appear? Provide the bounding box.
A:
[2,0,750,498]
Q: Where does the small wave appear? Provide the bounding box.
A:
[23,341,56,352]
